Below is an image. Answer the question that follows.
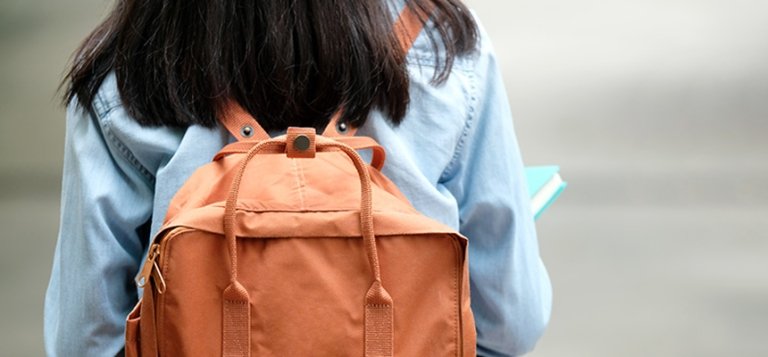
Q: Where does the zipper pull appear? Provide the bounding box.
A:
[151,259,167,294]
[135,244,161,289]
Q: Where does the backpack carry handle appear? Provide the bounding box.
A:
[221,131,394,357]
[222,134,387,285]
[214,135,387,170]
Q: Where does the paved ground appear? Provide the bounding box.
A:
[1,0,767,355]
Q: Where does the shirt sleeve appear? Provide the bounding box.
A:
[44,99,154,356]
[439,19,553,356]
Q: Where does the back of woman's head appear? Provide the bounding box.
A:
[64,0,477,131]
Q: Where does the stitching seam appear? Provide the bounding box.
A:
[440,71,478,182]
[291,160,306,209]
[95,93,156,183]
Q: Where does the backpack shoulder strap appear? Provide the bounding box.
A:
[220,5,431,141]
[322,5,429,137]
[394,4,430,57]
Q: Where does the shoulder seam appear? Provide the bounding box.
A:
[94,92,156,184]
[91,89,121,118]
[439,70,478,182]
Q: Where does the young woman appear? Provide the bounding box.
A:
[45,0,551,355]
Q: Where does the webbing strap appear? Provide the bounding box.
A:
[392,4,429,56]
[364,281,395,357]
[335,137,387,170]
[212,135,386,170]
[222,282,251,357]
[219,5,429,141]
[222,100,271,142]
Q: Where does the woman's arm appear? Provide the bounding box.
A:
[440,19,552,356]
[44,99,154,356]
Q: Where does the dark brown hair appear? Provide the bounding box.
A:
[63,0,477,131]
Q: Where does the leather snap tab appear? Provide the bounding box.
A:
[286,127,316,159]
[293,135,311,151]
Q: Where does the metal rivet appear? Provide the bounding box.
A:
[293,135,311,151]
[336,121,348,133]
[241,125,254,138]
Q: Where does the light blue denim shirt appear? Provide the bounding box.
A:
[45,13,551,357]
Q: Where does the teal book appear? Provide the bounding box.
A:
[525,166,566,220]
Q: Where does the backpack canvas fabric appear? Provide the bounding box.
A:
[126,8,477,357]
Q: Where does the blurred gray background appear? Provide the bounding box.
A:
[1,0,766,355]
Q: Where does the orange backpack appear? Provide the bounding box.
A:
[126,7,476,357]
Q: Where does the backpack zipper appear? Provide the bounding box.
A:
[136,243,166,294]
